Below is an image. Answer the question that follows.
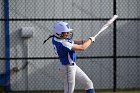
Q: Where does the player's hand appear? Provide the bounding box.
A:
[89,36,95,42]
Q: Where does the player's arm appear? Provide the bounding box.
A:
[74,40,84,45]
[72,37,95,51]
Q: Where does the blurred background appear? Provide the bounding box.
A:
[0,0,140,93]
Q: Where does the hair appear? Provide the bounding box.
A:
[43,32,73,44]
[43,35,54,44]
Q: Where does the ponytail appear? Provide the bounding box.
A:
[43,35,54,44]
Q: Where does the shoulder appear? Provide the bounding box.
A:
[53,37,73,50]
[62,39,74,50]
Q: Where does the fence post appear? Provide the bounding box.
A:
[113,0,117,92]
[4,0,10,91]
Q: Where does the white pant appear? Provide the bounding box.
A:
[59,63,93,93]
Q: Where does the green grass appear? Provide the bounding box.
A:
[75,89,140,93]
[96,90,140,93]
[9,90,140,93]
[98,92,140,93]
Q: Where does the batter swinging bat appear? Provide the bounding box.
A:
[94,15,118,38]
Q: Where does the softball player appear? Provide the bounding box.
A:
[45,21,96,93]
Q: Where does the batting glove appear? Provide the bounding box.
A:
[89,37,95,42]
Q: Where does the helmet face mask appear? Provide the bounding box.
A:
[61,32,73,39]
[67,32,73,39]
[53,21,73,38]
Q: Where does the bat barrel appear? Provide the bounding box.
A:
[93,15,118,38]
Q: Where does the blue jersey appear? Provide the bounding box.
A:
[52,37,76,65]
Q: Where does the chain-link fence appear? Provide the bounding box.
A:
[0,0,140,93]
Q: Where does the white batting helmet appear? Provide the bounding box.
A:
[53,21,73,37]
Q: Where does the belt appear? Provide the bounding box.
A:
[69,63,75,66]
[62,63,75,66]
[64,63,75,66]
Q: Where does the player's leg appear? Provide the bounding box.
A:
[75,65,95,93]
[59,65,76,93]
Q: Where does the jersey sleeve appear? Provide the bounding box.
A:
[62,41,73,50]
